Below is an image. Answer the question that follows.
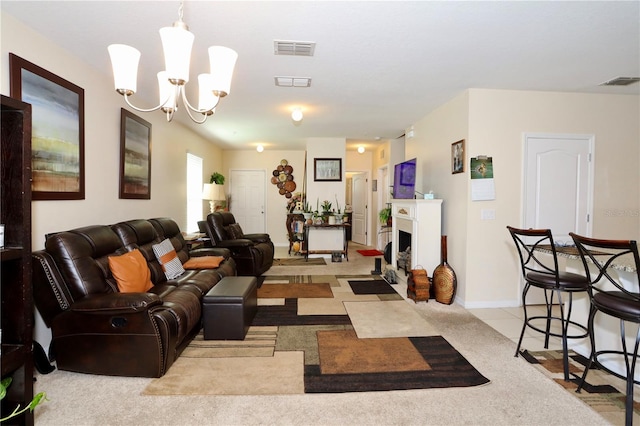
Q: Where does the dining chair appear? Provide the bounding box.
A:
[569,232,640,426]
[507,226,589,381]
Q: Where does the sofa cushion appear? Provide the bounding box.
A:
[152,238,185,280]
[227,223,244,239]
[183,256,225,270]
[108,249,154,293]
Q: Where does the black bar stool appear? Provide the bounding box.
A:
[570,233,640,426]
[507,226,589,381]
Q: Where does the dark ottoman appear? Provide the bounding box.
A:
[202,276,258,340]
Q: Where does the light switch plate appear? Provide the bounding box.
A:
[481,209,496,220]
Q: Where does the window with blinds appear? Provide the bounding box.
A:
[186,153,203,233]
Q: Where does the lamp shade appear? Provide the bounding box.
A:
[108,44,141,94]
[208,46,238,96]
[202,183,225,201]
[159,25,195,84]
[197,73,219,112]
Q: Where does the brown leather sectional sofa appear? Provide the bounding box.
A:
[32,217,236,378]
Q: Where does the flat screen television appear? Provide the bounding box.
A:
[393,158,416,199]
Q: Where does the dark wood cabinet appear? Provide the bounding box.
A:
[1,94,34,426]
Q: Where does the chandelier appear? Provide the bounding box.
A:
[107,1,237,124]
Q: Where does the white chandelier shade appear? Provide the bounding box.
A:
[107,2,237,124]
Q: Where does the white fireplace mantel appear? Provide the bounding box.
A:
[391,199,442,274]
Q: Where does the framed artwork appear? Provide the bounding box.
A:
[314,158,342,182]
[10,53,85,200]
[119,109,152,199]
[451,139,465,174]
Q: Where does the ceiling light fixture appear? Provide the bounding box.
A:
[357,146,365,154]
[107,0,237,124]
[256,144,264,153]
[291,107,303,122]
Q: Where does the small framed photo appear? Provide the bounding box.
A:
[314,158,342,182]
[451,139,465,174]
[119,108,152,199]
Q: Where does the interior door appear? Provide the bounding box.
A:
[523,133,594,302]
[230,170,266,234]
[351,172,368,245]
[524,133,593,242]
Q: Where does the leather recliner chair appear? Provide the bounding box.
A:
[202,212,274,277]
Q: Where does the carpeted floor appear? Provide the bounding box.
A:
[273,257,326,266]
[143,275,489,396]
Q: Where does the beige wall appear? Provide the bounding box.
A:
[405,91,470,300]
[408,88,639,308]
[222,150,305,247]
[1,13,223,252]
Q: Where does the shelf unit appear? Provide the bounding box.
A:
[1,94,34,426]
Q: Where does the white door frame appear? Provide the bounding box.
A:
[229,169,267,233]
[521,132,594,237]
[347,169,371,246]
[520,132,595,304]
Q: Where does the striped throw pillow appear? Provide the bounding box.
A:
[152,238,185,280]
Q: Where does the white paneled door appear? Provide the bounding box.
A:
[230,170,266,234]
[522,133,594,303]
[523,133,593,242]
[351,172,368,245]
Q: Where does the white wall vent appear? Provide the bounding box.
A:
[274,40,316,56]
[274,76,312,87]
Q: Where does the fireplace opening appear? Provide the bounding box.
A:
[397,230,412,273]
[398,230,411,253]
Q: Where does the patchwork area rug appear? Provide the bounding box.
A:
[356,249,384,256]
[348,279,397,295]
[521,349,640,424]
[273,257,326,266]
[143,275,489,396]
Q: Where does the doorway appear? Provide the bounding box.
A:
[349,172,368,245]
[522,133,594,302]
[229,170,266,234]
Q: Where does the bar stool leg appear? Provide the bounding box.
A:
[577,305,598,393]
[515,283,531,357]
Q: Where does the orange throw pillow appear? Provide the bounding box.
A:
[182,256,225,270]
[109,249,154,293]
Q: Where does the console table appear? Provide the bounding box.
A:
[303,223,350,261]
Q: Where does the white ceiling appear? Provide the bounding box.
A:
[2,1,639,152]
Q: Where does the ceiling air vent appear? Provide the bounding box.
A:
[274,76,312,88]
[600,77,640,86]
[274,40,316,56]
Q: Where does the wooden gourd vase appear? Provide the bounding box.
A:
[433,235,457,304]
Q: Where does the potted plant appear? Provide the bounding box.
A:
[210,172,225,185]
[302,201,313,220]
[379,206,392,226]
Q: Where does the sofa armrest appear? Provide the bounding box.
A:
[215,239,255,249]
[70,293,162,315]
[243,233,271,244]
[189,247,232,259]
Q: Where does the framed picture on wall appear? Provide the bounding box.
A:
[9,53,85,200]
[314,158,342,181]
[451,139,465,174]
[119,108,152,199]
